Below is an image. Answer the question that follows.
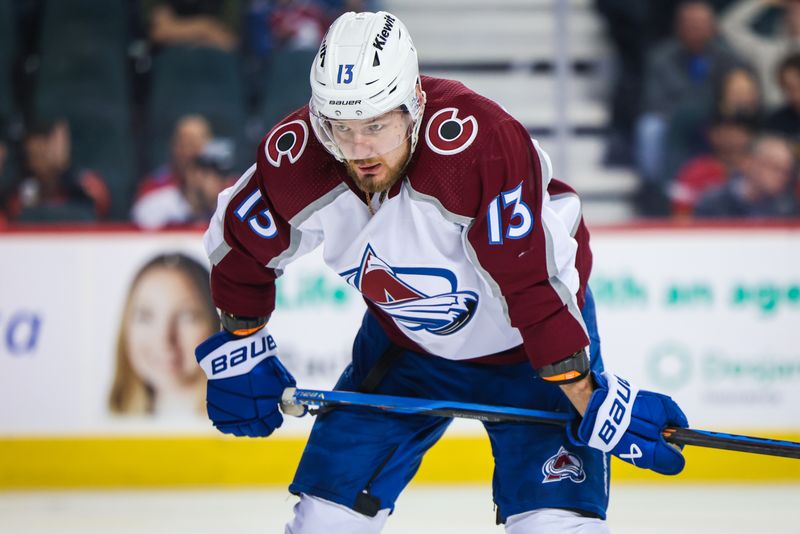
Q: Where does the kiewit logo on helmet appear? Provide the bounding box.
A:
[318,40,327,67]
[373,14,396,50]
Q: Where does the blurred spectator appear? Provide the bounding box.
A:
[245,0,350,63]
[764,51,800,141]
[245,0,276,61]
[717,67,764,116]
[184,139,236,222]
[671,112,758,216]
[244,0,332,146]
[2,119,109,222]
[594,0,685,165]
[661,67,763,188]
[635,1,748,215]
[132,114,213,229]
[695,134,800,216]
[270,0,329,50]
[642,1,744,118]
[143,0,242,52]
[720,0,800,107]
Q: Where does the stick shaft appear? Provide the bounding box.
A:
[664,428,800,459]
[287,388,571,425]
[285,388,800,460]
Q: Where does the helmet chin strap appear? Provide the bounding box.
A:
[406,84,426,157]
[348,139,414,217]
[362,148,414,217]
[370,91,425,215]
[364,190,388,217]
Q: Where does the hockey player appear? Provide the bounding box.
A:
[195,11,689,533]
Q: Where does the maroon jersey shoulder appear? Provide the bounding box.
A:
[409,76,536,218]
[255,106,346,221]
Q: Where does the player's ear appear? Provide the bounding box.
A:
[416,82,426,110]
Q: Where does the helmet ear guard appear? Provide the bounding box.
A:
[309,11,424,161]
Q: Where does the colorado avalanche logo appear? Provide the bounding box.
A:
[340,245,478,336]
[542,447,586,484]
[265,120,308,167]
[425,107,478,155]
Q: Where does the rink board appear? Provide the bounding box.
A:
[2,434,800,488]
[0,224,799,486]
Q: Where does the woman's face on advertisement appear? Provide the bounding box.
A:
[126,267,211,390]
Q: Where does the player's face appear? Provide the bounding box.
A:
[344,135,412,194]
[125,267,211,392]
[328,111,414,193]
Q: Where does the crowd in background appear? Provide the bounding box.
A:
[0,0,798,228]
[0,0,373,227]
[597,0,800,218]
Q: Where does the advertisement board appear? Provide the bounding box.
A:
[1,226,798,438]
[0,231,364,436]
[592,229,800,431]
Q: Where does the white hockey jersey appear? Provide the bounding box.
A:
[204,76,593,369]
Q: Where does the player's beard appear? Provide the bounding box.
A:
[344,141,411,194]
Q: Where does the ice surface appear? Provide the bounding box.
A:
[1,484,798,533]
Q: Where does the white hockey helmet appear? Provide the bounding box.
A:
[309,11,423,161]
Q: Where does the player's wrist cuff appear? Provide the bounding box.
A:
[537,349,590,384]
[220,311,268,336]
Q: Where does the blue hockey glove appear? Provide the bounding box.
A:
[195,327,301,437]
[569,371,689,475]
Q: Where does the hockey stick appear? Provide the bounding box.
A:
[281,387,800,460]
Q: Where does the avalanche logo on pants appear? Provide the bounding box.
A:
[340,244,479,336]
[542,446,586,484]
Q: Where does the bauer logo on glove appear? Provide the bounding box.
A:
[197,327,278,378]
[195,327,302,438]
[570,371,689,476]
[590,373,637,450]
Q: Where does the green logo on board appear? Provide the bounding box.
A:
[647,343,693,390]
[276,274,356,310]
